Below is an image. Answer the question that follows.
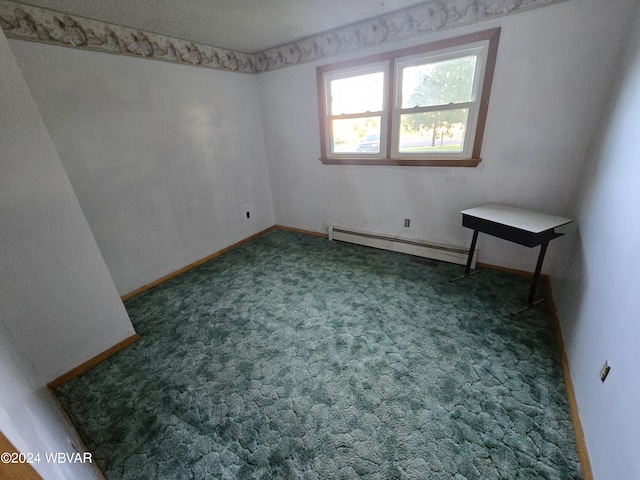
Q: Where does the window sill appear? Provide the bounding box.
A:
[319,157,481,167]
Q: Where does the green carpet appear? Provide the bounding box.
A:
[56,229,582,479]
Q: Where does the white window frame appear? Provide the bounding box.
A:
[391,43,488,160]
[322,62,389,160]
[317,28,501,167]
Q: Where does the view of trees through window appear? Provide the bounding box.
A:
[328,55,478,154]
[318,28,499,165]
[399,55,477,153]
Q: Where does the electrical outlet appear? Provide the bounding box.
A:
[404,218,410,227]
[599,361,611,383]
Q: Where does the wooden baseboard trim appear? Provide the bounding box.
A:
[120,225,330,302]
[274,224,328,238]
[48,333,141,390]
[46,389,108,480]
[476,261,547,279]
[121,226,276,301]
[544,278,594,480]
[469,265,592,477]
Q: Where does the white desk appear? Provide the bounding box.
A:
[452,204,572,314]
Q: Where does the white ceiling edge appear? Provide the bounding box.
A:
[5,0,431,54]
[0,0,573,74]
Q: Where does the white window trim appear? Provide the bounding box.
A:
[322,62,389,159]
[391,42,489,160]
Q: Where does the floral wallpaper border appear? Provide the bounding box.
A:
[0,0,254,73]
[0,0,572,74]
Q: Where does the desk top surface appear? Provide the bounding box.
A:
[461,204,572,233]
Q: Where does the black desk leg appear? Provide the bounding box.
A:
[465,230,479,275]
[511,242,549,316]
[528,241,548,304]
[450,230,481,282]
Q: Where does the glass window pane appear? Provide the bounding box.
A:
[330,72,384,115]
[399,109,468,153]
[401,56,477,108]
[331,117,381,154]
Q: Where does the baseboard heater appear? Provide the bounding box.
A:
[328,225,477,268]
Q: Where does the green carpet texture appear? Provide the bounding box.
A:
[56,229,582,479]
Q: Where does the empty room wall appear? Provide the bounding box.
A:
[0,28,133,478]
[258,0,636,272]
[0,29,134,388]
[551,3,640,477]
[9,40,276,296]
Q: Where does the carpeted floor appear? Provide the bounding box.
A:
[56,229,582,479]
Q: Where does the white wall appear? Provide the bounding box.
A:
[258,0,636,273]
[0,28,133,478]
[0,331,99,480]
[10,41,276,296]
[552,4,640,478]
[0,31,134,387]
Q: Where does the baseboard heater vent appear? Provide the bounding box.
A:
[328,225,477,268]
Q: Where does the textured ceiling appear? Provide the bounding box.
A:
[19,0,430,53]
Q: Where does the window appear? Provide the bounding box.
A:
[317,28,500,166]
